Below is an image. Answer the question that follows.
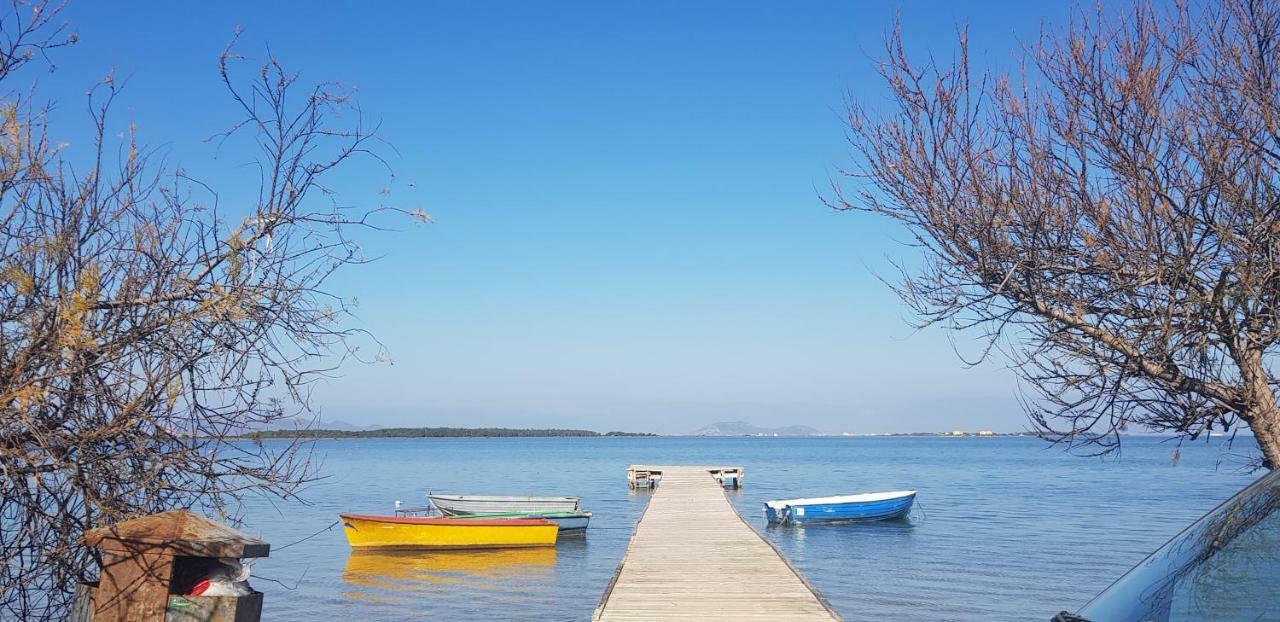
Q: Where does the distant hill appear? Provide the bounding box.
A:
[691,421,823,437]
[262,417,383,432]
[241,426,656,439]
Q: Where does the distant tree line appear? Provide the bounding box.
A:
[242,427,657,439]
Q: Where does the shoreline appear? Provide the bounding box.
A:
[242,431,1036,440]
[237,429,1242,441]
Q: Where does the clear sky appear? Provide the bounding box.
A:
[34,1,1090,434]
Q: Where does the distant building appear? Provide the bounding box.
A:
[950,430,965,436]
[977,430,995,436]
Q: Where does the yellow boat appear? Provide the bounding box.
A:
[339,514,559,550]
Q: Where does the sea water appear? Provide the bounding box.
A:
[235,435,1260,621]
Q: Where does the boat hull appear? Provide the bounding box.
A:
[340,514,559,550]
[429,494,580,515]
[765,491,916,524]
[455,511,591,533]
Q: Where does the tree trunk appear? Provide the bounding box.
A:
[1244,402,1280,470]
[1237,350,1280,470]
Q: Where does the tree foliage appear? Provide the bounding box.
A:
[836,0,1280,468]
[0,2,414,618]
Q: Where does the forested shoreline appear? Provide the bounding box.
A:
[242,427,657,439]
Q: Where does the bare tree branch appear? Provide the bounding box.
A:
[836,0,1280,469]
[0,12,415,620]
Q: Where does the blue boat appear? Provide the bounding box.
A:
[764,490,916,524]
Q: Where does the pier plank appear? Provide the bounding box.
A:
[594,466,840,621]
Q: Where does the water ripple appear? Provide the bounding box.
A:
[237,435,1258,621]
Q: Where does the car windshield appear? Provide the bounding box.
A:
[1073,467,1280,622]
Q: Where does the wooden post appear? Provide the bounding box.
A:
[627,466,661,490]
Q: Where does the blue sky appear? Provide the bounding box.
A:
[35,1,1086,434]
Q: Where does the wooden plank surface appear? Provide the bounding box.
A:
[594,466,840,621]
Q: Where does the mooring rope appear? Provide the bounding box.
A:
[274,519,341,552]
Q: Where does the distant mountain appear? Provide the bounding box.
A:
[690,420,823,437]
[263,417,383,432]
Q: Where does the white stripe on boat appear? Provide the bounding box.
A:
[428,494,580,515]
[764,490,916,510]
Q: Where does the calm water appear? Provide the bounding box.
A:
[235,435,1261,621]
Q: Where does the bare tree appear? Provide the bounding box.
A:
[834,0,1280,469]
[0,3,420,619]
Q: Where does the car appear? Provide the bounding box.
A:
[1052,467,1280,621]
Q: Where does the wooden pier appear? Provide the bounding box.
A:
[595,465,840,621]
[626,464,743,489]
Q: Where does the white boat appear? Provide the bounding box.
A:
[454,510,592,534]
[428,494,580,516]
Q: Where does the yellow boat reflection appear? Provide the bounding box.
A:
[342,547,558,591]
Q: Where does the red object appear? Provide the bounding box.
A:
[339,513,552,527]
[188,579,211,596]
